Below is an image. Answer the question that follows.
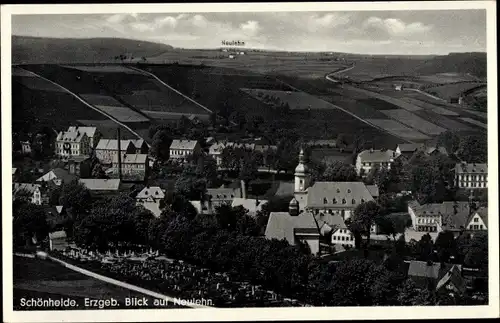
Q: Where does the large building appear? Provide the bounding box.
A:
[95,139,136,165]
[66,126,98,148]
[169,140,201,161]
[355,149,397,176]
[55,128,91,158]
[111,153,148,180]
[408,201,471,234]
[455,162,488,189]
[265,198,321,255]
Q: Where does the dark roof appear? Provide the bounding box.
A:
[397,143,424,153]
[51,168,78,183]
[265,211,319,243]
[436,265,466,294]
[455,163,487,174]
[307,182,374,208]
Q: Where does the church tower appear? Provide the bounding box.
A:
[294,148,310,211]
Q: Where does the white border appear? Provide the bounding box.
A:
[2,2,498,322]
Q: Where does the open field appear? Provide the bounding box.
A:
[95,105,150,123]
[424,82,485,100]
[13,256,181,310]
[345,86,422,111]
[61,64,145,74]
[77,120,139,140]
[459,117,487,129]
[418,73,481,83]
[381,109,446,135]
[80,94,125,106]
[12,67,37,77]
[242,88,342,110]
[366,119,430,141]
[318,95,389,119]
[411,109,472,131]
[13,75,66,92]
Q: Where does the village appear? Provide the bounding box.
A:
[12,113,489,306]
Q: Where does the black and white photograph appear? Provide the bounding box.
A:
[1,2,498,322]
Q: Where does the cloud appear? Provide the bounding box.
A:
[362,17,433,37]
[240,20,260,35]
[309,13,351,30]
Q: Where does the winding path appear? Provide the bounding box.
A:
[17,68,146,142]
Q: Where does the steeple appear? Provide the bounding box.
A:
[294,147,310,193]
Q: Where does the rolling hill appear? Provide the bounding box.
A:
[12,36,174,64]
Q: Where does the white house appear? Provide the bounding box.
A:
[408,201,470,234]
[36,168,77,186]
[466,207,488,231]
[355,149,396,176]
[95,139,136,165]
[136,186,165,217]
[48,231,68,251]
[169,140,201,161]
[55,129,91,158]
[13,183,46,205]
[314,213,355,247]
[455,162,488,189]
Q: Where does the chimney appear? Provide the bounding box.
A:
[240,180,247,199]
[117,128,122,181]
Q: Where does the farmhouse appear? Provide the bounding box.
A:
[67,126,98,148]
[36,168,77,186]
[111,153,148,180]
[455,162,487,189]
[55,129,91,158]
[95,139,136,165]
[136,186,165,217]
[465,207,488,232]
[48,231,68,251]
[13,183,48,205]
[394,84,403,91]
[408,201,470,234]
[206,186,241,213]
[355,149,397,176]
[265,199,321,255]
[169,140,201,162]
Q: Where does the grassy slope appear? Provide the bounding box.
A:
[12,36,174,64]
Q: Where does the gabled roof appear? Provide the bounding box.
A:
[314,213,347,234]
[366,185,379,198]
[170,139,199,150]
[467,207,488,228]
[67,126,96,138]
[358,149,396,163]
[79,178,121,191]
[307,182,374,208]
[455,163,487,174]
[397,143,424,153]
[13,183,42,194]
[231,198,268,214]
[56,129,87,143]
[112,154,148,164]
[408,261,441,279]
[136,186,165,199]
[425,146,448,156]
[436,265,466,294]
[132,139,146,149]
[96,139,134,151]
[265,212,319,243]
[49,231,67,239]
[12,168,18,175]
[37,168,77,184]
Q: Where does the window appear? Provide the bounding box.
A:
[347,189,351,193]
[342,199,346,204]
[332,198,337,204]
[352,199,356,204]
[336,188,340,193]
[479,225,483,229]
[341,236,345,241]
[474,217,479,222]
[323,198,328,204]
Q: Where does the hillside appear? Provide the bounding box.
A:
[12,36,174,64]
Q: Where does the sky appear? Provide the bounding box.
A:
[12,10,486,55]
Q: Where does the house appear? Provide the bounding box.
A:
[231,198,268,217]
[436,265,466,297]
[67,126,98,148]
[48,231,68,251]
[55,128,91,158]
[208,142,256,166]
[394,84,403,91]
[314,213,355,247]
[67,155,92,178]
[79,179,121,195]
[425,146,449,157]
[12,168,18,181]
[136,186,165,217]
[355,149,397,176]
[206,186,241,213]
[20,141,32,154]
[13,183,48,205]
[395,143,424,157]
[465,207,488,231]
[111,154,148,180]
[44,205,67,230]
[229,54,235,59]
[169,140,201,161]
[131,139,149,154]
[306,139,337,148]
[95,139,136,165]
[406,261,465,294]
[455,162,487,189]
[265,198,321,255]
[408,201,470,234]
[36,168,77,186]
[449,97,463,105]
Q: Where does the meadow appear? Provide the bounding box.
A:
[459,117,487,129]
[424,82,486,101]
[365,119,430,141]
[381,109,446,136]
